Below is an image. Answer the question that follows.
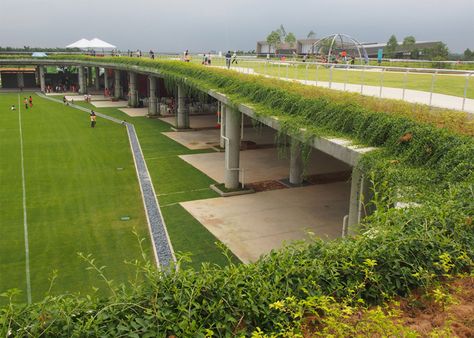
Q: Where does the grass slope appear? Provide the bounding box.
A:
[0,93,150,302]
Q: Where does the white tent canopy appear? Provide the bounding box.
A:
[65,38,116,49]
[66,38,91,48]
[88,38,116,49]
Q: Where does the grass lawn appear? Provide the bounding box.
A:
[73,102,238,268]
[0,93,151,303]
[191,58,474,99]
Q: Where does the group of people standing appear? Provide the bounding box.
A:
[23,96,33,109]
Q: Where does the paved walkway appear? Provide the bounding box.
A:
[162,125,277,150]
[179,148,350,184]
[181,183,350,263]
[222,66,474,114]
[37,93,175,269]
[119,108,148,117]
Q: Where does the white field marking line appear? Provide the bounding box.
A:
[18,94,32,305]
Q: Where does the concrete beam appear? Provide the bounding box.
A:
[114,69,121,99]
[208,90,374,167]
[129,72,138,107]
[176,84,189,128]
[224,106,241,189]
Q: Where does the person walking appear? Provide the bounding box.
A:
[225,50,232,69]
[23,97,28,110]
[231,51,238,64]
[90,110,96,128]
[28,96,33,108]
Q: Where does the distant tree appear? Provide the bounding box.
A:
[410,48,420,59]
[277,24,287,39]
[307,30,316,39]
[402,36,416,47]
[464,48,474,61]
[266,30,281,55]
[423,42,449,60]
[285,32,297,47]
[385,35,398,58]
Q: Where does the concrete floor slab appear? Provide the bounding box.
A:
[181,183,350,263]
[91,100,129,108]
[119,108,148,117]
[179,148,350,183]
[65,94,109,102]
[159,114,218,129]
[162,126,277,150]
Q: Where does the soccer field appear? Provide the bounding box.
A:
[0,93,151,303]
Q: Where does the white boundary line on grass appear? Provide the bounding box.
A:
[18,94,32,304]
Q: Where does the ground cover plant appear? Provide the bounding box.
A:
[1,56,473,336]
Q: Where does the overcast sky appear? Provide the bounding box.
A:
[0,0,472,53]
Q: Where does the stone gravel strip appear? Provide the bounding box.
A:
[37,93,176,269]
[125,123,175,267]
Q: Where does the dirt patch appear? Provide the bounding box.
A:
[396,277,474,337]
[246,180,288,192]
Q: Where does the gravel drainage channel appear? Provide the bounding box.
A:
[37,93,175,269]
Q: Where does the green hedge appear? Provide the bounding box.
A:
[1,56,473,336]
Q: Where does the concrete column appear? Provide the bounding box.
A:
[87,67,92,87]
[17,73,24,89]
[220,102,226,148]
[104,68,109,92]
[224,106,241,189]
[129,72,138,107]
[39,66,46,92]
[347,167,373,235]
[176,84,189,128]
[94,67,100,90]
[78,66,85,94]
[148,76,157,116]
[289,138,304,185]
[114,69,121,99]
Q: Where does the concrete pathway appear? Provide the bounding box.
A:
[162,125,277,150]
[181,183,350,263]
[159,114,218,129]
[64,94,110,102]
[37,93,175,269]
[91,100,129,108]
[119,108,148,117]
[179,148,350,184]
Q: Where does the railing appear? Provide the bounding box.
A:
[206,57,474,112]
